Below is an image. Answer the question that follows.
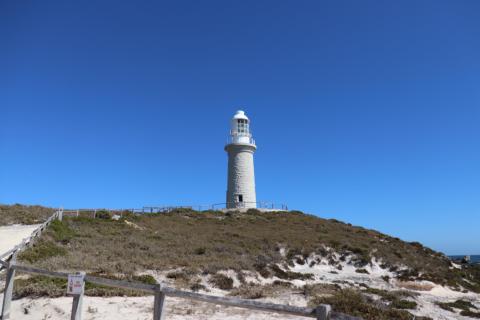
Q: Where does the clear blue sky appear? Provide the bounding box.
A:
[1,1,479,255]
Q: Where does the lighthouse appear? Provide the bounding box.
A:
[225,110,257,209]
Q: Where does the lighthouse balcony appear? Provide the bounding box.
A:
[227,134,256,145]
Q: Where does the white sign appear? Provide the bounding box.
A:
[67,273,85,295]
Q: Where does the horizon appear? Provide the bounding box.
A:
[1,1,479,255]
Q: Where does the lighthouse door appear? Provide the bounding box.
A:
[237,195,243,203]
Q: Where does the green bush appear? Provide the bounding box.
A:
[18,240,67,263]
[209,274,234,290]
[132,274,157,285]
[437,299,478,313]
[270,264,314,280]
[48,220,76,243]
[310,289,415,320]
[460,310,480,318]
[391,300,417,309]
[96,210,112,220]
[14,276,67,298]
[356,268,369,274]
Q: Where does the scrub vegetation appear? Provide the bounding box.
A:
[16,208,478,290]
[309,289,430,320]
[0,204,54,225]
[436,299,480,318]
[4,205,480,319]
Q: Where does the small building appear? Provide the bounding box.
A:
[225,110,257,209]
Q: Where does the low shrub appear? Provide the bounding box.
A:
[230,284,264,299]
[14,275,67,298]
[436,299,478,313]
[18,240,67,263]
[132,274,157,285]
[309,289,419,320]
[194,247,206,255]
[96,210,112,220]
[166,271,190,281]
[245,209,261,215]
[270,265,313,280]
[302,283,340,297]
[356,268,369,274]
[209,274,234,290]
[396,269,419,281]
[190,283,206,292]
[436,302,454,312]
[48,220,76,243]
[391,299,417,309]
[14,273,154,298]
[460,310,480,318]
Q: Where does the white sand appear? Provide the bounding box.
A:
[0,224,41,257]
[0,295,303,320]
[1,242,479,319]
[140,254,480,320]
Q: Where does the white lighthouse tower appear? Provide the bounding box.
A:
[225,110,257,209]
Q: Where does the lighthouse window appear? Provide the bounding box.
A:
[238,120,246,133]
[238,195,243,202]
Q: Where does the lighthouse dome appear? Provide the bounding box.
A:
[232,110,249,121]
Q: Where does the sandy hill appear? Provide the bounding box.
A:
[2,205,480,319]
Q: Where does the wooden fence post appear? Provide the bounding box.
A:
[58,210,63,221]
[1,260,16,320]
[153,284,166,320]
[70,272,85,320]
[315,304,331,320]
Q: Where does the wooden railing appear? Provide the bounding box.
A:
[0,211,362,320]
[0,210,63,270]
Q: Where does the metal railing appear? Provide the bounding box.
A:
[227,132,256,145]
[60,203,289,217]
[212,202,289,210]
[61,206,194,218]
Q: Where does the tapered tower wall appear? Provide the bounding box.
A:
[225,143,257,208]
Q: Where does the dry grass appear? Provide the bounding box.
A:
[230,281,295,299]
[13,273,156,298]
[16,209,454,276]
[0,204,54,225]
[7,206,479,319]
[396,281,435,291]
[11,207,480,297]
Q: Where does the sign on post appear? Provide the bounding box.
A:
[67,273,85,295]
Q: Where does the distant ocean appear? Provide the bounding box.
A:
[449,255,480,264]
